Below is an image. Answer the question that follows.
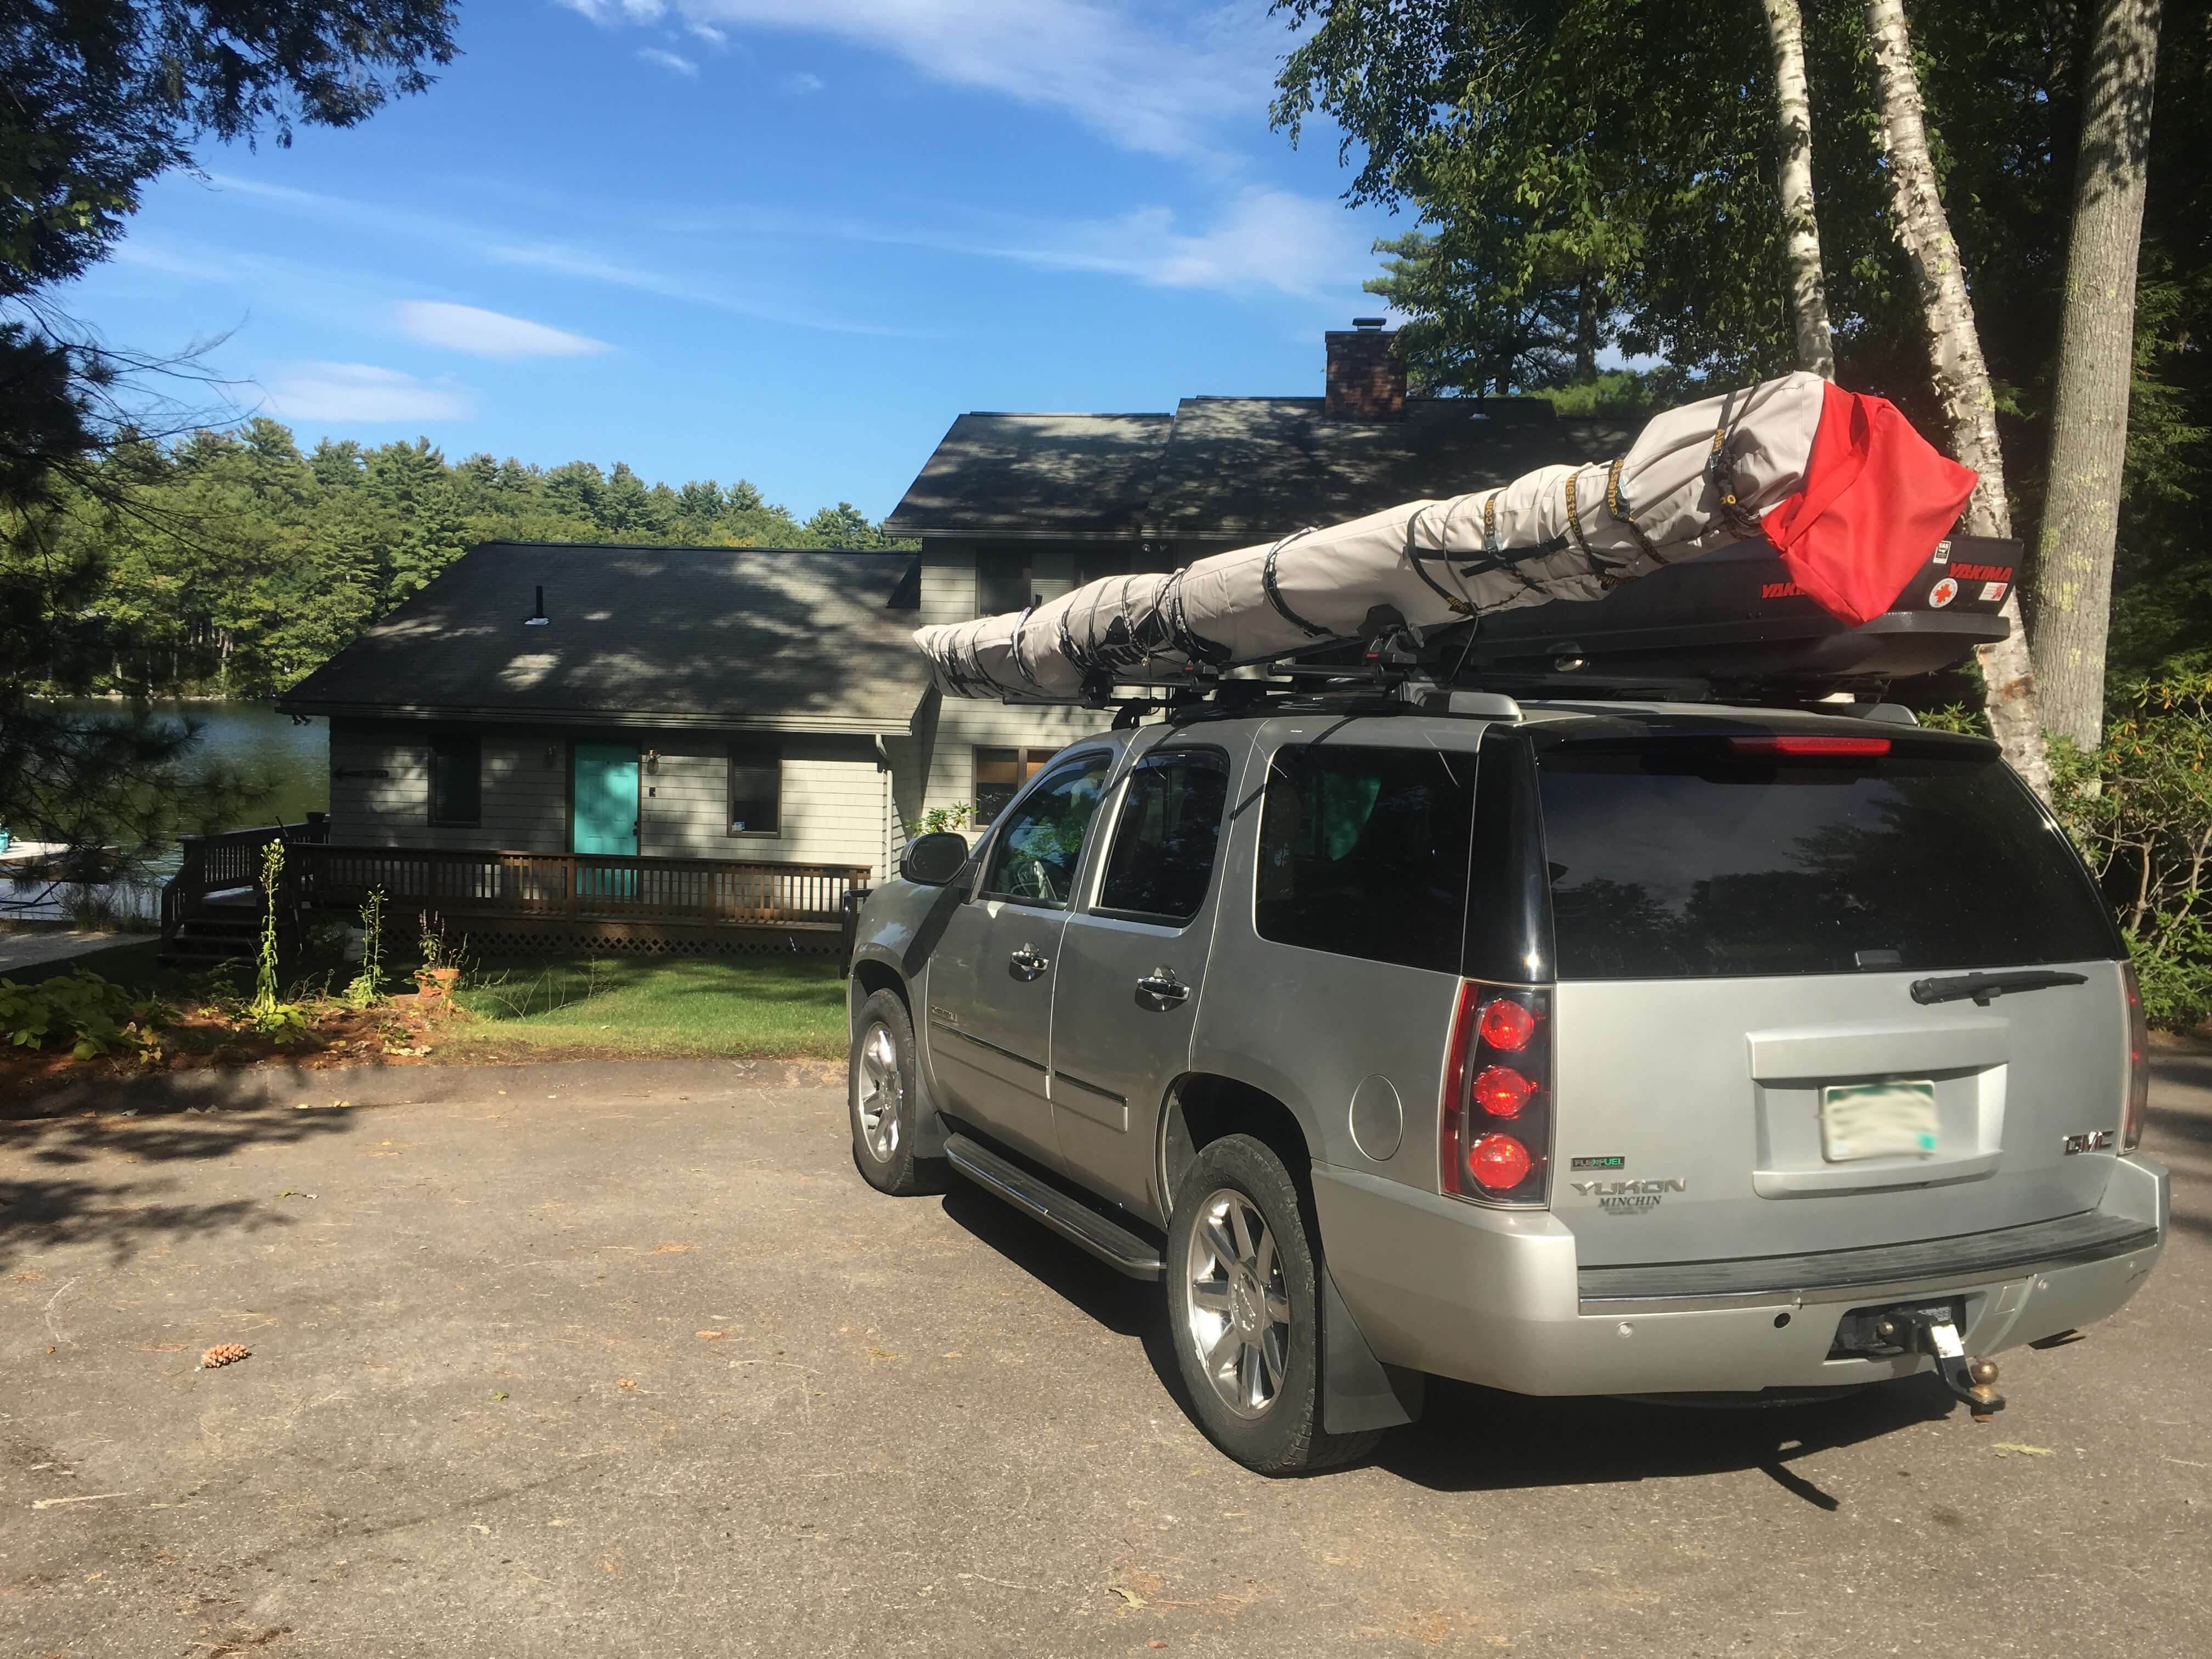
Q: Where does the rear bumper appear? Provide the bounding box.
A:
[1312,1155,2168,1397]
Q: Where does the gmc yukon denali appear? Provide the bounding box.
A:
[843,687,2166,1474]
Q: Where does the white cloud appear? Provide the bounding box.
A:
[552,0,1279,158]
[690,20,727,45]
[637,46,698,75]
[205,173,935,337]
[260,363,471,422]
[1006,188,1370,298]
[394,301,613,358]
[782,70,824,94]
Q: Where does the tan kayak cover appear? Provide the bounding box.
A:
[914,371,1855,698]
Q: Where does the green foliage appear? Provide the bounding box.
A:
[0,969,167,1060]
[342,887,385,1009]
[1915,704,1990,737]
[2049,674,2212,1029]
[23,417,914,698]
[901,802,974,838]
[1276,0,2212,697]
[1,2,456,298]
[246,839,306,1040]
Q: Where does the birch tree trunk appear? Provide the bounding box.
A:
[2032,0,2164,751]
[1865,0,2051,800]
[1759,0,1836,378]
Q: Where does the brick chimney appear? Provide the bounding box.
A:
[1324,317,1406,420]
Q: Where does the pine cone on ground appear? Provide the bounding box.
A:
[199,1344,250,1369]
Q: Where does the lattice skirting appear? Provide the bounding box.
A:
[313,910,846,958]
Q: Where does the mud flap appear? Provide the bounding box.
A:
[1321,1265,1424,1433]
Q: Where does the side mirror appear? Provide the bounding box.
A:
[899,831,970,887]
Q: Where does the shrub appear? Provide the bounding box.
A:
[0,970,169,1061]
[2050,673,2212,1029]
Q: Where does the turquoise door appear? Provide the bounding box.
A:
[572,744,639,901]
[572,744,639,854]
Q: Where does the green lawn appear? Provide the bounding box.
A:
[449,952,849,1059]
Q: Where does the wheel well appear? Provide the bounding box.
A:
[1162,1074,1311,1207]
[850,961,907,1026]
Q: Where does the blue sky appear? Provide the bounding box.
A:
[60,1,1404,522]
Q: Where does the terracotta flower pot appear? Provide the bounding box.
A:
[415,967,460,1003]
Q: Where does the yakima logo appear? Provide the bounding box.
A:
[1761,582,1807,600]
[1951,562,2014,583]
[1570,1178,1686,1197]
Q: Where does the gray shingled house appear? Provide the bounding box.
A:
[249,323,1623,950]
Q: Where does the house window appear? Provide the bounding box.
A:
[974,747,1056,826]
[976,552,1033,616]
[728,742,782,836]
[428,734,481,827]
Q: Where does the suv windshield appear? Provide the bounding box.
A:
[1535,739,2119,979]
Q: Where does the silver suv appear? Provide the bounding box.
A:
[844,688,2166,1474]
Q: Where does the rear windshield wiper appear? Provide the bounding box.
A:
[1910,969,2089,1007]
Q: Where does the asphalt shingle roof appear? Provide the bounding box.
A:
[278,543,927,732]
[883,413,1175,536]
[882,397,1637,543]
[1144,398,1635,539]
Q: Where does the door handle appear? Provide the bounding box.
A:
[1008,944,1049,981]
[1135,968,1189,1009]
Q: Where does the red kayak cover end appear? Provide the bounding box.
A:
[1760,381,1978,627]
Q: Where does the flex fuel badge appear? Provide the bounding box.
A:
[1570,1156,1626,1171]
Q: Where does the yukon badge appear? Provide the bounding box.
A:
[1570,1177,1686,1215]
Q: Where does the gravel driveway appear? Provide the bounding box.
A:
[2,1056,2207,1657]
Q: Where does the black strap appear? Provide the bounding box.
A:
[1160,568,1230,665]
[1261,528,1333,638]
[1564,469,1625,591]
[1008,603,1041,687]
[1604,455,1669,563]
[1402,504,1477,617]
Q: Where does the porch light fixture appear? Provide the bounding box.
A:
[524,584,549,626]
[644,749,661,775]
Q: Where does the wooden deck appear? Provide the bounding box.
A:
[162,826,871,958]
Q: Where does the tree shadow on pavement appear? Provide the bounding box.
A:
[0,1107,360,1272]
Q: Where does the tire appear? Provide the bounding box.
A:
[848,989,945,1196]
[1165,1133,1380,1475]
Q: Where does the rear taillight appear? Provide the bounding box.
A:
[2123,962,2151,1152]
[1441,981,1552,1206]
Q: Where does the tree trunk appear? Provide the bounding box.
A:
[1759,0,1836,379]
[1575,271,1600,380]
[2032,0,2164,751]
[1865,0,2051,800]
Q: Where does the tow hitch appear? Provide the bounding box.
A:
[1832,1303,2005,1420]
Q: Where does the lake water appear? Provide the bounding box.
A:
[2,703,330,921]
[44,697,331,830]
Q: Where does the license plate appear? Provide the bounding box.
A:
[1820,1080,1939,1163]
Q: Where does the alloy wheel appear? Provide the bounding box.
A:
[1182,1188,1292,1419]
[856,1022,901,1160]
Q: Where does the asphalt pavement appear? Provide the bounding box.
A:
[1,1055,2206,1658]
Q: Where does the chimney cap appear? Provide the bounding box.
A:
[1352,316,1387,330]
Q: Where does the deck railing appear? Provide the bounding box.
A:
[160,818,331,941]
[287,845,870,933]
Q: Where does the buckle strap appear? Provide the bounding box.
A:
[1261,527,1333,639]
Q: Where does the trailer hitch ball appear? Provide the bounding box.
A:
[1968,1358,2000,1388]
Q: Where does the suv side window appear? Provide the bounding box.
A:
[978,750,1114,908]
[1256,742,1476,973]
[1094,748,1231,924]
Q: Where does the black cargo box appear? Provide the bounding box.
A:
[1449,534,2019,690]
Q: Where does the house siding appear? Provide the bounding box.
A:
[640,733,885,873]
[326,719,891,875]
[328,720,568,853]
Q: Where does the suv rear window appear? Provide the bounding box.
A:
[1535,740,2119,979]
[1257,743,1475,974]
